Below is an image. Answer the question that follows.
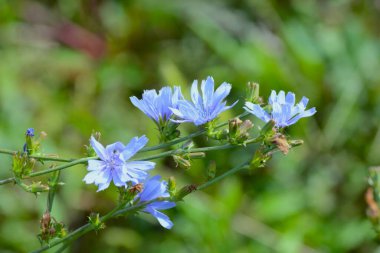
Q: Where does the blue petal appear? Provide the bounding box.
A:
[148,201,176,210]
[285,92,295,106]
[287,107,316,126]
[211,82,231,111]
[122,135,149,160]
[278,91,286,104]
[144,207,174,229]
[96,175,112,192]
[83,171,99,184]
[268,90,277,105]
[201,76,214,109]
[190,80,203,110]
[244,102,270,123]
[90,137,107,161]
[87,160,106,171]
[111,169,125,187]
[125,161,155,171]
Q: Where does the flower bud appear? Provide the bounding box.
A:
[168,176,176,197]
[246,82,261,103]
[12,153,35,178]
[174,184,197,201]
[229,118,242,136]
[188,152,206,159]
[29,181,50,193]
[88,212,106,231]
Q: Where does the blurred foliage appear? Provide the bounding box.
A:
[0,0,380,252]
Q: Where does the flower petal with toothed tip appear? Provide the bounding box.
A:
[144,206,174,229]
[122,135,149,160]
[90,137,107,161]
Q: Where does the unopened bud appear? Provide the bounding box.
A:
[174,184,197,201]
[168,176,176,197]
[188,152,206,159]
[246,82,261,103]
[229,118,242,136]
[288,139,304,147]
[40,212,51,230]
[30,181,50,193]
[88,212,106,231]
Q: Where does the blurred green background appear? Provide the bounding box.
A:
[0,0,379,252]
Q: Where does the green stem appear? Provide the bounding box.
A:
[197,161,250,191]
[0,157,97,186]
[0,149,74,162]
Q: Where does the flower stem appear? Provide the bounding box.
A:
[0,157,97,185]
[0,148,74,162]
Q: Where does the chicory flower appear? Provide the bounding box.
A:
[170,76,237,126]
[137,175,176,229]
[83,136,155,191]
[244,90,316,127]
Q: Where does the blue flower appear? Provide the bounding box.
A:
[130,86,183,125]
[170,76,237,126]
[137,175,176,229]
[244,90,316,127]
[26,128,35,137]
[83,136,155,191]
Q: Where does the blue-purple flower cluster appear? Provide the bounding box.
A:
[131,76,236,126]
[83,76,317,229]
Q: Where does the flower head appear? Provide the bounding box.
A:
[83,136,155,191]
[244,90,316,128]
[137,175,176,229]
[26,128,35,137]
[170,76,237,126]
[130,86,183,124]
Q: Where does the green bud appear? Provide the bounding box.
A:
[29,181,50,193]
[229,118,241,136]
[246,82,261,103]
[168,176,176,197]
[288,139,304,147]
[251,148,272,169]
[12,153,35,178]
[188,152,206,159]
[174,184,197,201]
[88,212,106,231]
